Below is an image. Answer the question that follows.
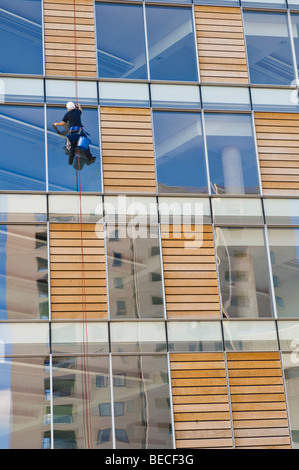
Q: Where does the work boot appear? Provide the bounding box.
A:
[86,156,96,165]
[68,154,74,165]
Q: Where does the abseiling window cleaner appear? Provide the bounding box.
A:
[53,101,96,166]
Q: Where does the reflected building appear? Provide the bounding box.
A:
[2,0,299,450]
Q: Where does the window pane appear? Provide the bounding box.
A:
[151,84,201,109]
[112,355,173,449]
[95,3,147,79]
[223,320,278,351]
[278,321,299,350]
[110,321,166,352]
[0,194,47,223]
[51,322,109,354]
[201,86,251,111]
[99,82,149,108]
[204,113,260,195]
[264,198,299,225]
[215,227,274,318]
[0,77,44,103]
[0,0,43,74]
[47,107,101,192]
[0,105,45,191]
[46,80,98,106]
[52,356,112,449]
[106,225,164,319]
[153,111,208,194]
[0,357,49,449]
[104,195,158,224]
[48,195,103,223]
[167,321,223,352]
[146,6,198,81]
[244,11,295,85]
[0,323,49,355]
[0,225,48,320]
[251,88,299,112]
[212,197,264,225]
[268,228,299,318]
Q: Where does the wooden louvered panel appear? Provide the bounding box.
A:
[255,112,299,195]
[227,352,291,449]
[194,6,249,83]
[100,107,157,193]
[161,224,220,319]
[44,0,97,77]
[49,223,108,319]
[170,353,233,449]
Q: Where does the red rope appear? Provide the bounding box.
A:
[73,0,93,450]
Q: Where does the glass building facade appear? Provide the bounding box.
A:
[1,0,299,450]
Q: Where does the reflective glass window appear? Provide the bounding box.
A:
[0,0,43,75]
[110,321,166,353]
[106,224,164,319]
[241,0,286,8]
[0,323,49,355]
[0,105,45,191]
[251,88,299,112]
[212,197,264,225]
[243,11,295,85]
[204,113,260,195]
[281,353,299,448]
[46,80,98,106]
[158,196,211,224]
[167,321,223,352]
[152,111,208,194]
[278,321,299,350]
[291,15,299,83]
[51,322,108,354]
[150,84,201,109]
[0,225,48,320]
[0,194,47,223]
[268,228,299,318]
[0,77,44,103]
[47,107,101,192]
[0,357,50,449]
[112,355,173,449]
[215,227,274,318]
[104,195,158,225]
[264,199,299,225]
[146,6,198,82]
[201,86,251,111]
[48,195,103,223]
[95,3,147,80]
[98,82,149,108]
[223,320,278,351]
[52,356,111,449]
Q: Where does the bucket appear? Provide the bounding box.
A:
[77,136,91,151]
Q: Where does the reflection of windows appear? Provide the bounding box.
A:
[152,296,163,305]
[115,429,130,444]
[99,402,124,417]
[97,428,111,445]
[113,373,126,387]
[109,229,119,241]
[113,252,122,266]
[114,277,124,289]
[54,431,77,449]
[53,405,74,424]
[151,272,162,282]
[151,246,160,256]
[96,375,108,388]
[52,375,75,397]
[116,300,126,316]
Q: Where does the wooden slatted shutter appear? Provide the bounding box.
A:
[161,224,221,319]
[44,0,97,77]
[100,107,157,193]
[170,353,233,448]
[194,6,249,84]
[49,223,107,319]
[254,112,299,195]
[227,352,291,449]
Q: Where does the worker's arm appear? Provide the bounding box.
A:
[53,121,66,127]
[76,103,82,111]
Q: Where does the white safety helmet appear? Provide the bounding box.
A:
[66,101,75,110]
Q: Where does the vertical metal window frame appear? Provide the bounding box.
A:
[191,3,201,84]
[108,352,116,448]
[143,2,151,82]
[287,9,299,84]
[41,0,46,77]
[49,353,54,449]
[92,0,100,79]
[166,351,176,449]
[201,111,215,197]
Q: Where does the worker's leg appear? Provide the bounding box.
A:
[69,140,78,165]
